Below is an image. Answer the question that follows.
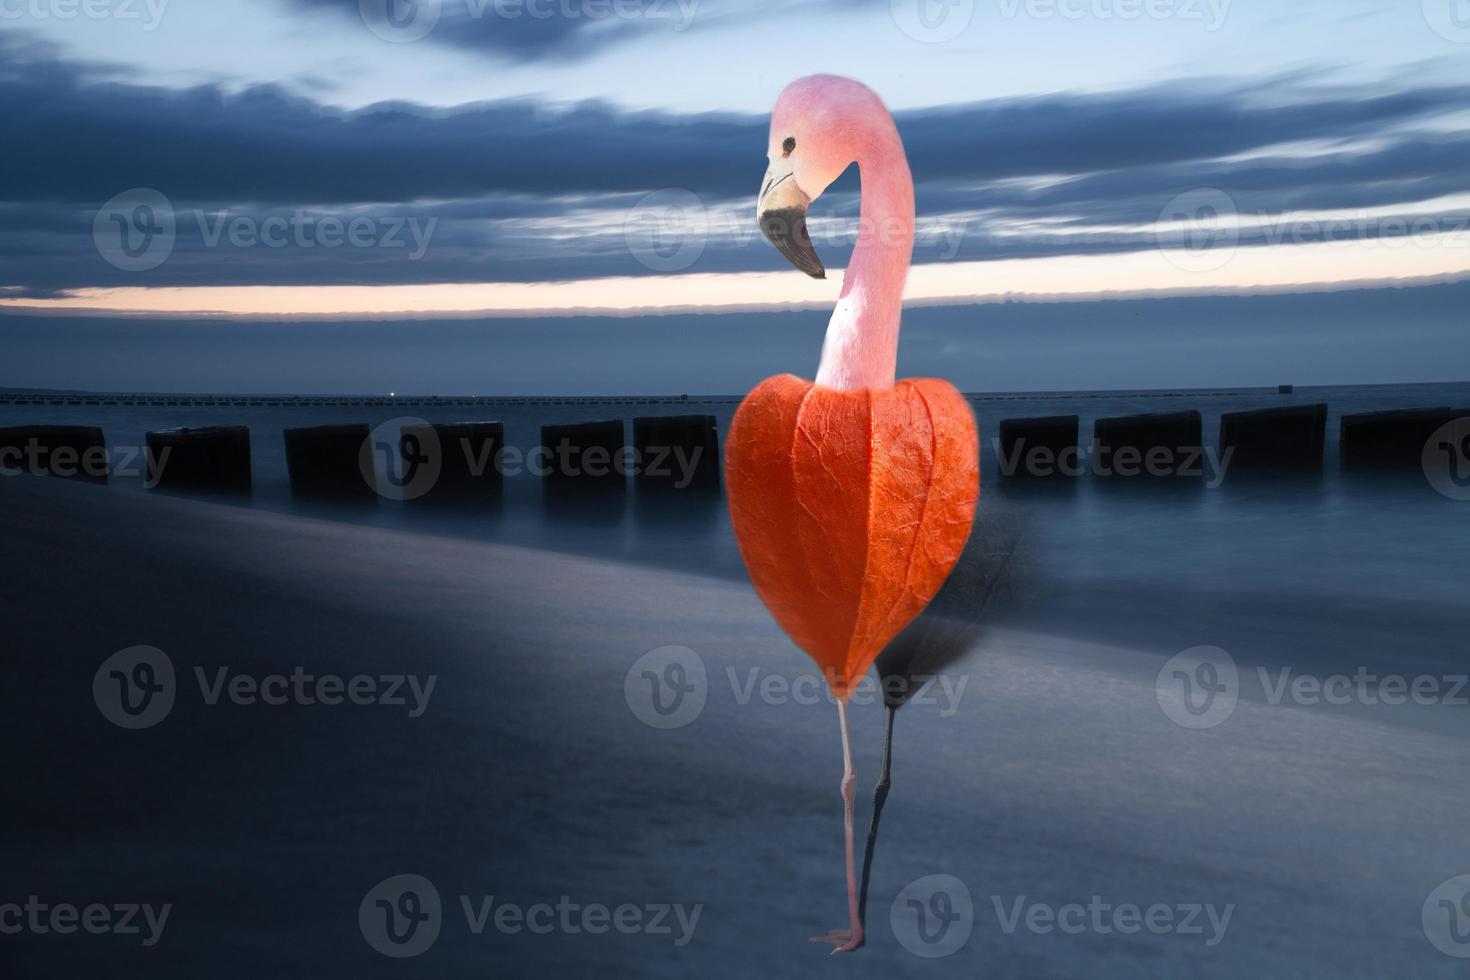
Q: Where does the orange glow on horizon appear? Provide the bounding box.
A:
[2,239,1467,320]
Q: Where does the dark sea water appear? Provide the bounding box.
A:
[2,382,1469,979]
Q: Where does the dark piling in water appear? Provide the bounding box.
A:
[1218,404,1327,474]
[997,415,1080,479]
[1092,410,1203,479]
[540,420,626,489]
[0,425,108,483]
[1340,408,1456,469]
[632,415,719,491]
[284,424,375,498]
[145,426,251,492]
[402,421,504,500]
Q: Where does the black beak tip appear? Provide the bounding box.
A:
[760,206,826,281]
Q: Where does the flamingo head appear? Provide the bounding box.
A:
[757,75,893,280]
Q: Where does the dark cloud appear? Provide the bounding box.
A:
[292,0,865,62]
[6,32,1465,209]
[0,50,761,206]
[0,34,1467,293]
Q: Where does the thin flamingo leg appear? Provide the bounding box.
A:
[810,698,864,953]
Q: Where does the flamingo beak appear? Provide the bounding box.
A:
[757,163,825,280]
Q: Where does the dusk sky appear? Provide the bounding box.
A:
[1,0,1468,393]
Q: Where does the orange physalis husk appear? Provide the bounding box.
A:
[725,374,980,700]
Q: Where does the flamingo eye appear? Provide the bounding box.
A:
[782,137,796,156]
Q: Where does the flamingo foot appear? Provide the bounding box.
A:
[809,927,865,953]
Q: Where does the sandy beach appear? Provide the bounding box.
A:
[3,465,1468,978]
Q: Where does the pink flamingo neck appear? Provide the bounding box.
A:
[814,123,915,393]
